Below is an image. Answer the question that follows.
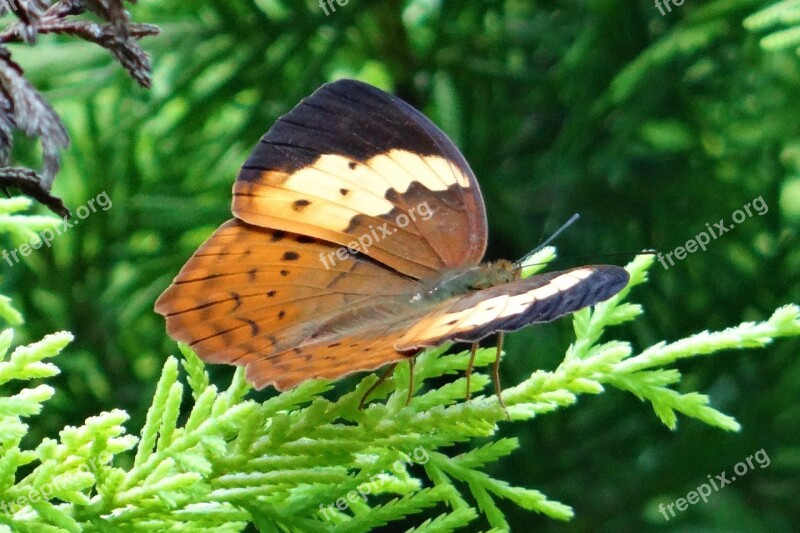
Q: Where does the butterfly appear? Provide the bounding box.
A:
[154,79,629,406]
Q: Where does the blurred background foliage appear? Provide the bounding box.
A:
[1,0,799,530]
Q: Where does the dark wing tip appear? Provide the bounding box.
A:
[236,78,477,183]
[589,265,630,300]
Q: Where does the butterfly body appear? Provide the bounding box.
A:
[155,79,629,392]
[408,261,515,305]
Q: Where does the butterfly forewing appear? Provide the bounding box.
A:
[232,80,487,279]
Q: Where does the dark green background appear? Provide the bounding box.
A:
[2,1,798,530]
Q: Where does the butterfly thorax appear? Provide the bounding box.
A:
[410,260,516,305]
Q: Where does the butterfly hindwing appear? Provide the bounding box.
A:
[154,219,420,367]
[244,327,415,391]
[232,79,488,279]
[242,265,629,390]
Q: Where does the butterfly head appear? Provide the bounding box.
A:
[478,259,517,287]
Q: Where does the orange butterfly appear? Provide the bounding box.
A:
[155,79,629,405]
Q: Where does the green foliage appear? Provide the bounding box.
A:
[1,0,799,530]
[0,198,60,254]
[745,0,800,52]
[1,246,798,530]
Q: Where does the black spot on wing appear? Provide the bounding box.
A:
[293,199,311,211]
[238,317,260,336]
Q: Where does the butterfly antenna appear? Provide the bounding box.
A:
[514,213,580,269]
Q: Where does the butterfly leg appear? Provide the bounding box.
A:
[359,362,398,409]
[493,333,509,419]
[405,356,416,406]
[465,342,479,401]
